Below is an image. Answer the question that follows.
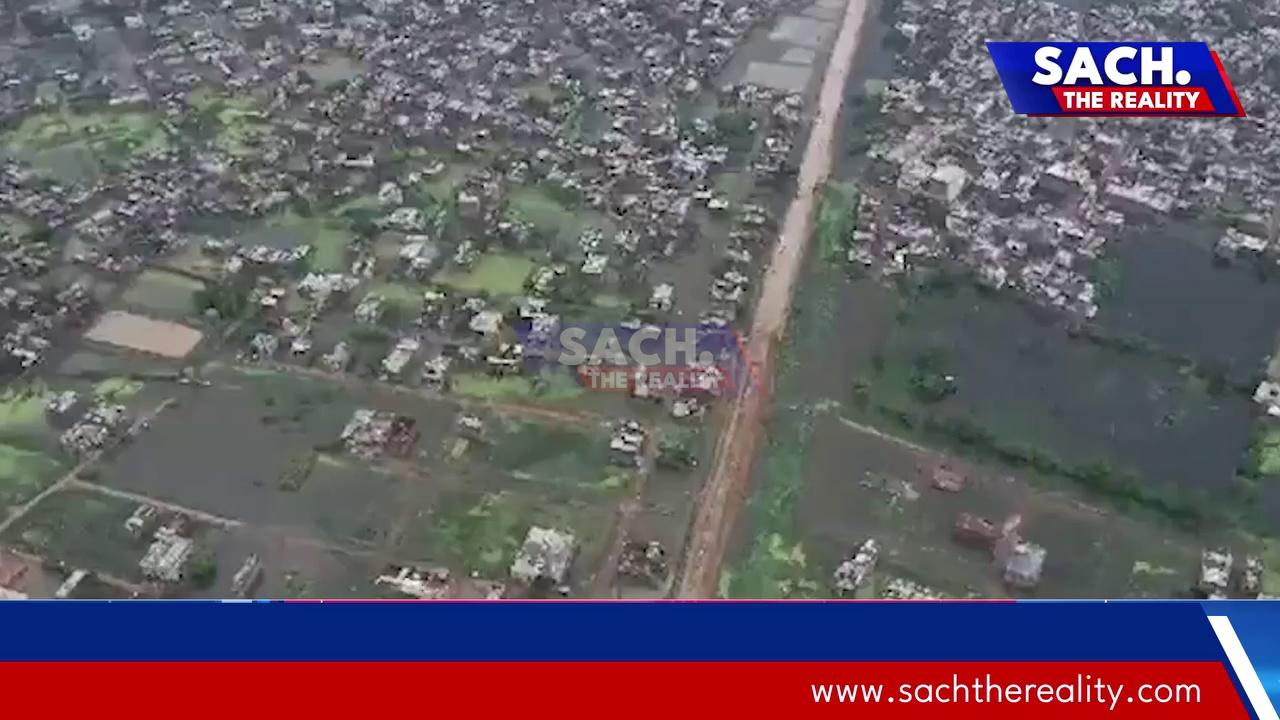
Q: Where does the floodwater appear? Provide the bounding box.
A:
[881,284,1256,500]
[1099,222,1280,380]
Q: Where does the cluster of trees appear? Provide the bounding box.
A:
[193,283,249,319]
[868,401,1211,528]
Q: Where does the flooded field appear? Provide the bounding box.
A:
[96,367,454,534]
[1098,223,1280,379]
[796,412,1210,598]
[865,282,1256,508]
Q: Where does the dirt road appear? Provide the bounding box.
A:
[676,0,871,598]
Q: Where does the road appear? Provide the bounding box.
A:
[676,0,871,598]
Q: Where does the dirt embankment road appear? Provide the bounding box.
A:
[676,0,871,598]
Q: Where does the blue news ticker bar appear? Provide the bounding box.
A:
[0,601,1238,661]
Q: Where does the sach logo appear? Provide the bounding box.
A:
[986,42,1245,117]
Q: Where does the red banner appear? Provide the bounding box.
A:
[0,661,1250,718]
[1052,86,1213,113]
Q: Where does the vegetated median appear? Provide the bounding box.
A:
[723,188,855,599]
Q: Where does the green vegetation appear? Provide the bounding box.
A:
[369,282,425,314]
[453,372,585,402]
[0,489,139,578]
[188,548,218,589]
[193,283,251,320]
[0,385,53,444]
[428,491,527,575]
[189,92,270,157]
[725,247,845,597]
[507,186,608,246]
[714,110,757,154]
[94,378,144,401]
[907,348,957,403]
[490,419,609,488]
[122,270,206,317]
[278,451,318,492]
[435,253,535,295]
[265,210,354,272]
[1248,427,1280,477]
[815,182,859,262]
[865,400,1214,528]
[656,428,700,470]
[4,106,170,174]
[0,443,63,509]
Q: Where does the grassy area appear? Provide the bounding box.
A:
[189,92,269,158]
[121,269,206,317]
[815,182,858,262]
[506,185,613,247]
[418,163,474,204]
[453,372,585,403]
[1252,428,1280,476]
[0,488,142,578]
[93,378,144,401]
[435,253,535,295]
[4,106,170,173]
[264,210,354,272]
[490,419,607,486]
[368,281,426,312]
[0,385,54,448]
[425,490,528,575]
[724,260,843,598]
[0,444,64,509]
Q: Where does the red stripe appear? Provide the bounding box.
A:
[1210,51,1247,116]
[0,661,1248,719]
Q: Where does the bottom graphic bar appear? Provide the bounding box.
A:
[0,661,1249,718]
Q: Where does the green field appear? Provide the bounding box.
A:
[0,488,144,578]
[4,107,170,175]
[507,186,613,248]
[1254,428,1280,476]
[815,182,858,262]
[120,269,206,317]
[0,444,64,510]
[190,92,270,158]
[263,210,354,272]
[453,372,585,402]
[94,377,145,401]
[0,386,54,447]
[435,253,535,295]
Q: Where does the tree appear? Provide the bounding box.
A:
[188,549,217,590]
[193,284,249,320]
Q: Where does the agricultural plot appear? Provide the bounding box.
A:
[2,107,170,178]
[858,283,1257,527]
[119,269,206,320]
[256,210,356,273]
[0,488,149,581]
[95,367,453,537]
[434,253,535,296]
[189,92,273,158]
[790,412,1209,599]
[396,414,632,589]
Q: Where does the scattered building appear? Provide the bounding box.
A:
[510,526,577,587]
[833,538,878,597]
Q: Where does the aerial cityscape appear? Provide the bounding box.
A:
[0,0,1276,600]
